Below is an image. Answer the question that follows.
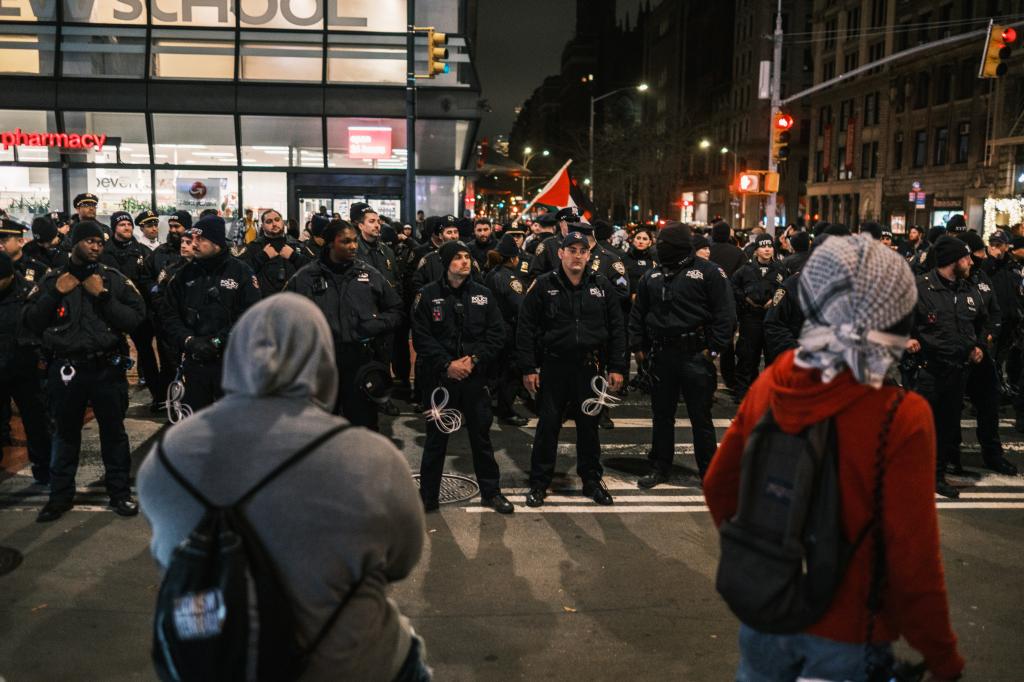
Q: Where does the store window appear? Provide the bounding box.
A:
[156,169,239,224]
[416,119,471,170]
[415,0,459,33]
[62,0,146,24]
[240,32,322,82]
[151,29,235,80]
[0,166,60,222]
[416,175,460,217]
[68,167,152,222]
[0,24,57,76]
[61,26,147,79]
[153,113,237,166]
[62,111,150,164]
[327,34,404,84]
[240,116,323,167]
[242,171,289,222]
[0,109,60,163]
[327,117,407,169]
[240,0,321,30]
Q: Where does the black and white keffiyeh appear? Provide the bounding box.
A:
[795,234,917,388]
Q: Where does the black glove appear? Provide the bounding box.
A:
[185,336,219,362]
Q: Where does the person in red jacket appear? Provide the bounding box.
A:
[705,234,965,682]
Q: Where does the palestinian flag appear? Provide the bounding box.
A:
[523,160,598,221]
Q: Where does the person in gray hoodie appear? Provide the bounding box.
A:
[137,292,429,681]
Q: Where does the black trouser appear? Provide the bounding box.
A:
[183,358,223,413]
[492,337,520,417]
[649,347,718,478]
[47,359,131,503]
[153,335,181,405]
[719,323,737,389]
[391,322,412,388]
[419,373,501,502]
[735,311,769,396]
[915,363,968,483]
[0,398,9,441]
[966,351,1003,464]
[335,353,380,432]
[530,356,603,489]
[0,361,52,480]
[129,319,160,401]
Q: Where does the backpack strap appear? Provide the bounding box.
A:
[234,423,351,508]
[156,435,217,509]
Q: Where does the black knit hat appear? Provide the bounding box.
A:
[109,211,133,228]
[790,231,811,253]
[191,215,227,250]
[497,233,519,258]
[439,240,470,271]
[169,210,192,230]
[656,222,693,265]
[957,231,986,254]
[593,219,613,241]
[31,215,57,243]
[711,221,731,243]
[691,234,710,252]
[933,235,970,267]
[309,214,331,238]
[946,214,967,233]
[70,219,106,245]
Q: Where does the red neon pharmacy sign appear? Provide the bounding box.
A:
[1,128,108,151]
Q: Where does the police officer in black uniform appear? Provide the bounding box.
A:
[484,233,529,426]
[501,223,533,281]
[527,207,577,279]
[412,240,513,514]
[23,220,146,522]
[143,210,190,408]
[162,215,261,411]
[72,192,99,223]
[24,215,67,270]
[241,208,308,295]
[287,220,403,430]
[523,213,555,257]
[0,252,51,483]
[412,215,478,291]
[1,219,47,283]
[906,236,988,499]
[300,214,330,260]
[517,230,628,507]
[732,235,786,400]
[629,224,736,485]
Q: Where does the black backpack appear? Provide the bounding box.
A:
[152,424,353,681]
[714,409,869,634]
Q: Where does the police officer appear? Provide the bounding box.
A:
[0,219,47,283]
[241,208,308,295]
[906,236,988,499]
[162,215,261,411]
[300,214,330,260]
[528,207,577,278]
[732,235,786,400]
[143,210,190,408]
[578,222,630,300]
[484,233,529,426]
[468,216,497,269]
[0,252,51,484]
[72,193,99,224]
[516,230,628,507]
[628,224,736,485]
[24,215,67,270]
[412,215,474,291]
[286,220,403,430]
[23,220,146,522]
[523,213,555,256]
[412,240,513,514]
[502,223,533,281]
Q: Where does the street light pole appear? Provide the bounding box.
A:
[589,83,649,204]
[766,0,783,233]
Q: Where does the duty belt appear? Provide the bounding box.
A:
[652,330,706,354]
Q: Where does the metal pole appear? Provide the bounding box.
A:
[404,2,416,223]
[589,96,595,201]
[766,0,782,233]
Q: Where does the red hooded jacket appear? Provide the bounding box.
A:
[704,350,965,679]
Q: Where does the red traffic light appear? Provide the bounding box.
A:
[774,113,794,130]
[1003,27,1017,45]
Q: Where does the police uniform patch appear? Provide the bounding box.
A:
[414,291,422,308]
[519,261,530,273]
[25,269,35,281]
[612,261,626,275]
[471,294,488,305]
[685,269,704,280]
[772,289,786,306]
[157,269,167,284]
[510,279,524,294]
[418,256,428,269]
[978,282,991,293]
[252,276,260,289]
[536,243,545,256]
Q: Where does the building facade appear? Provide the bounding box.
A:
[0,0,482,231]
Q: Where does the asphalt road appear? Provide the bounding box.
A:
[0,380,1021,681]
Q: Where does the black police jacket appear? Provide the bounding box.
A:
[241,235,310,294]
[587,243,630,300]
[708,241,747,277]
[23,240,67,271]
[484,265,526,345]
[982,254,1023,327]
[732,258,787,313]
[468,237,497,269]
[356,235,401,292]
[100,236,151,288]
[14,254,47,285]
[143,242,181,300]
[628,256,736,353]
[527,234,563,279]
[782,251,810,277]
[0,272,40,373]
[23,262,145,357]
[516,267,628,375]
[911,270,988,364]
[286,257,403,346]
[161,252,261,350]
[763,272,804,362]
[411,276,505,378]
[968,265,1001,341]
[624,246,657,294]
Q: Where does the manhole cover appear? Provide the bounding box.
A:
[412,474,479,504]
[0,547,23,576]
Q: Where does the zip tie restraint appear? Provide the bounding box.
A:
[426,386,463,434]
[581,374,622,416]
[166,364,193,424]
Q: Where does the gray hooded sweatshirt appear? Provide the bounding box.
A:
[138,292,425,681]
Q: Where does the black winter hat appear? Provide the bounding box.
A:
[927,226,946,244]
[191,215,228,250]
[946,214,967,232]
[169,210,193,230]
[957,231,986,254]
[860,221,883,240]
[439,240,471,271]
[497,233,519,258]
[349,202,374,223]
[656,222,693,265]
[593,219,613,241]
[70,219,106,245]
[691,234,710,252]
[31,215,58,243]
[309,214,331,239]
[789,231,811,253]
[933,235,970,267]
[711,222,731,243]
[110,211,133,228]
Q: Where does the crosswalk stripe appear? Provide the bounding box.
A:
[463,501,1024,514]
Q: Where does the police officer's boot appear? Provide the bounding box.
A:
[935,478,960,499]
[638,468,670,489]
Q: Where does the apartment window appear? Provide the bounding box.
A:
[894,132,904,170]
[957,57,975,99]
[837,144,846,177]
[913,129,927,167]
[844,51,859,73]
[936,65,953,104]
[913,72,930,109]
[934,127,949,165]
[868,41,884,73]
[918,12,931,43]
[893,77,906,113]
[815,150,826,182]
[818,105,833,135]
[869,141,879,177]
[871,0,887,27]
[823,59,836,81]
[896,27,910,52]
[861,143,871,178]
[938,5,953,38]
[824,18,837,49]
[864,92,879,125]
[839,99,854,131]
[846,7,861,37]
[956,122,970,163]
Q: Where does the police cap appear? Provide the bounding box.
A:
[73,192,98,208]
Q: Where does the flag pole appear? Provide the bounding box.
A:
[522,159,573,215]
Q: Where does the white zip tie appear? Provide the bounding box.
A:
[425,386,463,433]
[581,374,622,416]
[166,379,193,424]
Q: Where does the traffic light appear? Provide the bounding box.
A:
[980,23,1015,78]
[772,112,794,163]
[737,171,780,194]
[738,172,762,193]
[426,29,449,78]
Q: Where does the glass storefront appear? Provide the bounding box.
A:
[0,1,479,228]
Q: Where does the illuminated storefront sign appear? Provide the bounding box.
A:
[1,128,107,150]
[348,126,392,159]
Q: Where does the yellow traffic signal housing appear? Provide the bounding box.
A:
[426,29,449,78]
[980,23,1014,78]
